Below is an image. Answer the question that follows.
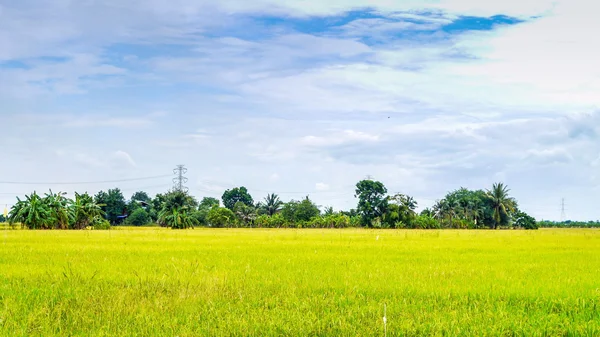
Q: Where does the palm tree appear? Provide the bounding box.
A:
[262,193,283,216]
[486,182,516,229]
[158,206,195,229]
[234,202,257,227]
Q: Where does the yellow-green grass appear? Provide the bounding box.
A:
[1,228,599,336]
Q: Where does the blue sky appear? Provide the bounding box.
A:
[1,0,599,220]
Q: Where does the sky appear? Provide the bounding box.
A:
[1,0,599,221]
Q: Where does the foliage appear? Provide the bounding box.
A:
[157,190,198,229]
[199,197,220,209]
[355,180,388,227]
[94,189,127,225]
[8,192,53,229]
[72,192,105,229]
[158,207,196,229]
[222,187,254,210]
[156,190,198,227]
[413,214,441,229]
[281,196,320,223]
[538,220,600,228]
[127,191,152,215]
[206,207,236,228]
[194,197,221,226]
[8,190,104,230]
[127,208,151,226]
[6,179,539,231]
[258,193,283,216]
[91,217,111,230]
[486,182,517,229]
[514,210,538,230]
[233,201,257,227]
[383,193,418,228]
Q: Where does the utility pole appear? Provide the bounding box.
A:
[560,198,566,222]
[173,165,189,192]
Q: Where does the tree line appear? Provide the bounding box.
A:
[4,179,542,230]
[538,220,600,228]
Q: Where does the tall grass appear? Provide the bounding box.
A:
[1,228,599,336]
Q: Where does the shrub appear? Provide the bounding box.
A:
[207,207,236,228]
[91,217,111,230]
[127,208,151,226]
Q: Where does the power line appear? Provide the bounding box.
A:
[0,174,172,185]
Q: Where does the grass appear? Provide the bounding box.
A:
[0,227,599,336]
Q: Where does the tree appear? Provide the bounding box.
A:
[514,210,538,230]
[128,208,151,226]
[233,201,257,227]
[206,207,236,228]
[8,192,53,229]
[355,180,388,227]
[72,192,105,229]
[158,206,196,229]
[128,191,151,213]
[260,193,283,216]
[384,193,418,228]
[131,191,151,204]
[282,196,320,223]
[486,182,516,229]
[222,187,254,210]
[194,197,221,226]
[199,197,220,210]
[43,190,72,229]
[157,190,198,228]
[95,189,126,225]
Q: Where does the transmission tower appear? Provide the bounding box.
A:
[173,165,189,192]
[560,198,566,222]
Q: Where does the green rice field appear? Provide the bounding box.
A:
[1,227,599,336]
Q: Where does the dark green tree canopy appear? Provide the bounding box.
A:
[128,208,151,226]
[95,188,126,225]
[222,187,254,210]
[355,180,388,227]
[259,193,283,216]
[282,196,320,223]
[199,197,220,210]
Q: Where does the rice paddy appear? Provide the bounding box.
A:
[1,227,599,336]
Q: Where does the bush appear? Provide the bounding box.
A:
[514,211,538,230]
[127,208,151,226]
[323,214,351,228]
[414,215,440,229]
[206,207,236,228]
[91,217,111,230]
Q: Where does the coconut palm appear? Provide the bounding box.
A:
[486,182,516,229]
[262,193,283,216]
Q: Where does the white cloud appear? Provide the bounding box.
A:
[112,151,137,169]
[302,130,380,147]
[315,183,330,191]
